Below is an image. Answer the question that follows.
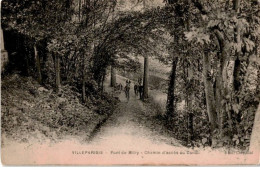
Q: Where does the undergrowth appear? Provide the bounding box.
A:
[1,74,118,143]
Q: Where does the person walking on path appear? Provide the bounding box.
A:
[124,83,130,101]
[134,84,139,96]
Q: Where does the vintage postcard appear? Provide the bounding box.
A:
[1,0,260,165]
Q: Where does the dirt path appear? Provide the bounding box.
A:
[90,75,183,149]
[2,75,255,165]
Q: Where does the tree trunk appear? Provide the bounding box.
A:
[82,54,86,102]
[34,43,42,84]
[233,0,242,92]
[54,53,61,92]
[215,59,228,137]
[215,30,229,137]
[233,23,241,92]
[203,50,217,132]
[185,3,194,145]
[231,0,242,128]
[166,57,178,119]
[101,73,105,94]
[215,68,224,134]
[233,59,241,91]
[110,66,116,87]
[82,72,86,102]
[142,1,148,100]
[143,56,149,100]
[25,44,30,76]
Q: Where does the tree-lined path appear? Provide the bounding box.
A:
[1,0,259,165]
[90,75,182,148]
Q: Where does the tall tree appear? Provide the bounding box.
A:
[143,55,149,99]
[202,49,217,131]
[34,43,42,84]
[166,56,178,119]
[110,66,117,87]
[54,52,61,91]
[142,0,149,100]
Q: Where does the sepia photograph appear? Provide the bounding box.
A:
[1,0,260,165]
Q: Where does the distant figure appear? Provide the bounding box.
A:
[134,84,139,96]
[114,83,119,91]
[139,85,143,100]
[126,79,131,86]
[138,78,142,86]
[119,83,123,91]
[125,84,130,101]
[116,83,121,91]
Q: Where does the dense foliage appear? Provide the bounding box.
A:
[1,0,259,150]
